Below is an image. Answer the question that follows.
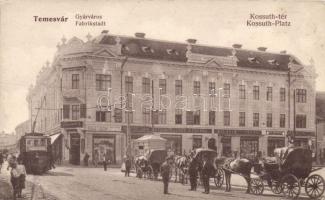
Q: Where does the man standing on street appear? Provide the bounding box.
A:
[201,155,213,194]
[124,156,131,177]
[188,158,198,191]
[161,156,173,194]
[0,151,3,173]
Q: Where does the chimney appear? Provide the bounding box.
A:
[101,30,109,34]
[280,50,287,54]
[186,39,197,44]
[135,32,145,38]
[232,44,242,49]
[257,47,267,51]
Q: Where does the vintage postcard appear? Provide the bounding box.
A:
[0,0,325,199]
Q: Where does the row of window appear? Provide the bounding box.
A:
[62,104,307,128]
[71,74,307,103]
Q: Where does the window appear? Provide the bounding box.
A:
[175,109,182,124]
[192,135,202,149]
[209,82,216,95]
[142,77,150,93]
[80,104,86,118]
[280,88,286,102]
[224,111,230,126]
[267,87,273,101]
[125,76,133,93]
[114,108,122,123]
[224,83,230,98]
[175,80,182,96]
[158,109,167,124]
[72,74,79,89]
[296,89,307,103]
[253,86,259,100]
[143,108,151,124]
[63,105,70,119]
[159,79,167,95]
[152,110,159,124]
[253,113,259,127]
[186,111,194,125]
[267,113,273,127]
[239,85,246,99]
[193,81,200,95]
[280,114,286,128]
[96,74,111,91]
[96,111,111,122]
[186,110,200,125]
[209,111,215,125]
[125,111,133,123]
[193,110,200,125]
[296,114,306,128]
[239,112,245,126]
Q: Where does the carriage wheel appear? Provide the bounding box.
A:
[250,178,264,195]
[271,180,283,194]
[305,174,325,199]
[214,168,224,189]
[281,174,301,199]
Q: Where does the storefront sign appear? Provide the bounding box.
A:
[215,129,261,136]
[61,121,83,128]
[287,131,315,137]
[122,126,212,134]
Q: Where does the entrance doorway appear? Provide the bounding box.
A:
[70,133,80,165]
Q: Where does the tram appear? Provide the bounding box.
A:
[18,132,52,174]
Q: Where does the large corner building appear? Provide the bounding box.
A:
[23,30,317,165]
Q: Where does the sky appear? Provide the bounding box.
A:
[0,0,324,133]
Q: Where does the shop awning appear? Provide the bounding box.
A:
[50,133,62,144]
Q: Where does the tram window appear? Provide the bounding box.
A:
[41,139,46,146]
[27,140,31,145]
[139,146,144,150]
[34,139,39,146]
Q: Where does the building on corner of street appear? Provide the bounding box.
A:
[20,30,317,166]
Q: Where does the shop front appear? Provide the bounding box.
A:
[93,134,116,164]
[161,134,182,155]
[267,137,285,156]
[221,137,231,157]
[240,136,259,160]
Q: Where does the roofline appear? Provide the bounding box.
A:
[105,33,297,58]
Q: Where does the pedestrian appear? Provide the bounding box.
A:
[0,151,3,173]
[7,154,16,171]
[10,161,20,200]
[161,156,173,194]
[188,158,198,191]
[103,152,110,171]
[16,158,26,198]
[83,152,90,167]
[201,155,213,194]
[124,156,131,177]
[93,150,99,167]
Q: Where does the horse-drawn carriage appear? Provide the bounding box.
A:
[133,135,170,179]
[249,147,325,199]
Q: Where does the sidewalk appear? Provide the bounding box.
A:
[0,174,13,200]
[0,162,57,200]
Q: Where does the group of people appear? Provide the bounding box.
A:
[160,154,215,195]
[0,153,27,199]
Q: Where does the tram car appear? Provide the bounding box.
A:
[250,147,325,199]
[18,132,52,174]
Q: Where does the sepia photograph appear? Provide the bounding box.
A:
[0,0,325,199]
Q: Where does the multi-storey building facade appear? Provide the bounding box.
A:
[25,30,317,165]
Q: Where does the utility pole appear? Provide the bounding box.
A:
[151,79,155,134]
[119,56,129,156]
[293,88,296,142]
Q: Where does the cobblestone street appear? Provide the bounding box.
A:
[2,161,322,200]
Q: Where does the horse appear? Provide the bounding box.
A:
[134,156,149,178]
[215,157,255,193]
[173,155,191,184]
